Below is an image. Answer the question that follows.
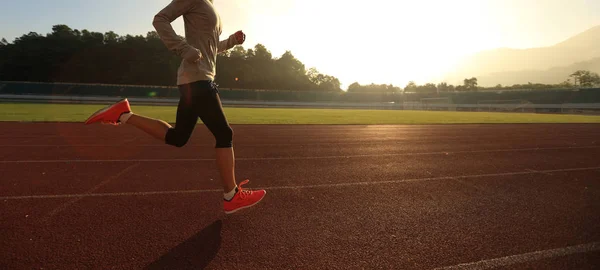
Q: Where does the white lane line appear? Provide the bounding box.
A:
[2,189,222,200]
[433,242,600,270]
[0,141,431,147]
[40,163,140,222]
[0,141,596,147]
[1,146,599,164]
[262,166,600,190]
[2,166,599,200]
[526,168,554,176]
[0,141,416,147]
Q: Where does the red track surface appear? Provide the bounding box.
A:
[1,122,600,269]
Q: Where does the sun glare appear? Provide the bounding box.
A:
[225,0,497,88]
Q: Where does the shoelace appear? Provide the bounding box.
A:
[237,179,253,199]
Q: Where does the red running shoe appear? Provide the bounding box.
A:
[224,180,266,214]
[85,99,131,125]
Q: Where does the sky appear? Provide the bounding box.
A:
[1,0,600,89]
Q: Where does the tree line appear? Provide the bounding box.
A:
[347,71,600,94]
[1,25,599,93]
[0,25,341,92]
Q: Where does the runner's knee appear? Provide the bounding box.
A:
[165,128,191,148]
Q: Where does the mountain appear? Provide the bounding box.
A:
[444,25,600,86]
[475,57,600,86]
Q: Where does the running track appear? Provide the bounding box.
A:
[1,122,599,269]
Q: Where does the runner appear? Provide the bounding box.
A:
[85,0,266,214]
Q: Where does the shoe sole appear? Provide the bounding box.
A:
[224,191,267,214]
[84,99,128,125]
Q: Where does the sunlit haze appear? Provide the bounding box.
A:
[1,0,599,88]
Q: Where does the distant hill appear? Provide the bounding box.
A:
[444,25,600,86]
[475,57,600,86]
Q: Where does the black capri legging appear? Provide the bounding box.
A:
[165,80,233,148]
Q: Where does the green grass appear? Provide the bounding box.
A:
[1,103,599,124]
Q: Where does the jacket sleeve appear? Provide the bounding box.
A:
[152,0,197,58]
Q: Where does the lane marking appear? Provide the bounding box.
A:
[39,163,140,222]
[0,141,446,147]
[2,189,222,200]
[0,141,596,147]
[433,242,600,270]
[526,168,554,176]
[1,146,599,164]
[2,166,599,200]
[261,166,600,190]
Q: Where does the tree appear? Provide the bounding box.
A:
[273,51,312,90]
[0,24,342,91]
[347,82,361,92]
[50,24,75,39]
[570,70,584,86]
[104,31,119,44]
[146,31,160,40]
[404,81,417,92]
[252,44,272,60]
[437,82,449,92]
[589,73,600,87]
[317,75,342,92]
[570,70,600,87]
[416,83,437,93]
[558,79,573,88]
[346,82,400,93]
[245,48,255,58]
[81,30,104,46]
[229,46,246,58]
[307,68,341,92]
[463,77,478,91]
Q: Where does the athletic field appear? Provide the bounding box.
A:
[1,103,599,269]
[1,103,600,124]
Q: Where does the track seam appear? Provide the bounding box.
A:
[433,242,600,270]
[2,166,599,200]
[39,163,140,222]
[1,146,599,164]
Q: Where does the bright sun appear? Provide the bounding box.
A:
[225,0,499,88]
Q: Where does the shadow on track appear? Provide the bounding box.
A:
[145,220,222,270]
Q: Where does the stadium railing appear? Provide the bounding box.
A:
[1,81,600,114]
